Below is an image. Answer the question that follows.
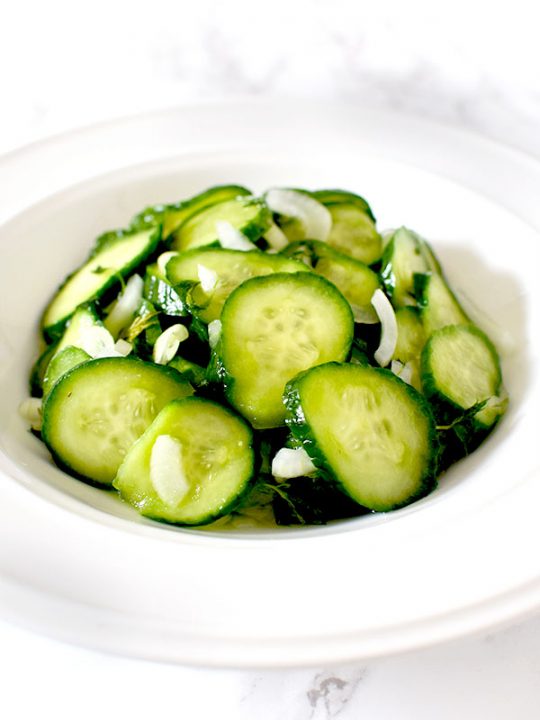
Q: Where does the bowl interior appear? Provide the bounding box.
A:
[0,150,536,538]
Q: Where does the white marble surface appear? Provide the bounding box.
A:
[2,0,540,717]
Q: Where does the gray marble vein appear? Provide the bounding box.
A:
[306,669,366,719]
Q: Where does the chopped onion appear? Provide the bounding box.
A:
[19,397,42,431]
[197,264,218,293]
[391,359,413,385]
[264,222,289,251]
[216,221,256,251]
[153,324,189,365]
[271,447,317,479]
[265,189,332,242]
[371,288,398,367]
[82,325,117,358]
[150,435,190,506]
[114,338,133,356]
[208,319,222,349]
[104,274,144,339]
[157,251,179,277]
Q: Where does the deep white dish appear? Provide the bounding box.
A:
[0,100,539,667]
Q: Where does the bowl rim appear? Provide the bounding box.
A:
[1,98,539,668]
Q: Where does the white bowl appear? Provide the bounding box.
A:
[0,100,539,668]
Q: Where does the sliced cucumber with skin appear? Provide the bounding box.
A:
[166,247,310,323]
[42,345,91,397]
[42,357,193,486]
[311,189,376,222]
[219,273,354,429]
[415,272,469,336]
[130,185,252,238]
[42,227,161,341]
[394,307,425,360]
[170,197,270,252]
[421,324,505,429]
[270,189,381,263]
[114,397,254,526]
[29,342,58,397]
[380,227,441,308]
[324,203,382,265]
[282,240,380,323]
[284,363,438,511]
[392,307,426,389]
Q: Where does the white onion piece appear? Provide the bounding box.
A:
[157,251,179,277]
[371,288,398,367]
[114,338,133,356]
[19,397,43,431]
[215,221,256,251]
[81,325,117,358]
[153,324,189,365]
[197,264,218,293]
[208,319,222,349]
[150,435,190,506]
[104,274,144,339]
[265,189,332,242]
[391,359,413,385]
[271,447,317,479]
[350,303,379,324]
[264,222,289,251]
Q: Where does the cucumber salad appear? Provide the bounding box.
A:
[22,184,508,528]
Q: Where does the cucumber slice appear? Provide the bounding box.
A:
[269,189,381,262]
[42,345,91,397]
[325,204,382,265]
[114,397,254,525]
[42,357,193,486]
[130,185,252,238]
[166,247,310,323]
[311,189,376,222]
[29,342,58,397]
[219,273,354,429]
[284,363,437,511]
[421,324,504,429]
[42,227,161,341]
[392,307,426,389]
[170,197,270,251]
[283,240,380,323]
[394,307,425,361]
[415,272,469,336]
[381,227,440,308]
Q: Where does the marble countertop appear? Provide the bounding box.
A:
[2,1,540,717]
